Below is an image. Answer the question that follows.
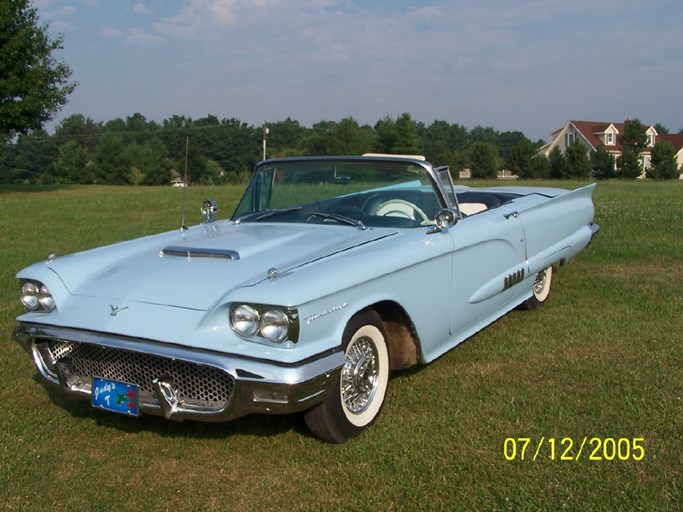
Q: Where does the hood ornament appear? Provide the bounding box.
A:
[201,199,218,223]
[110,305,129,317]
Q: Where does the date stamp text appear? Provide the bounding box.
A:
[503,437,645,461]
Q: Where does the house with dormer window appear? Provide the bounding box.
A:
[539,120,683,178]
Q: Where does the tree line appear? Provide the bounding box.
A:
[1,112,679,185]
[0,112,535,185]
[1,2,680,185]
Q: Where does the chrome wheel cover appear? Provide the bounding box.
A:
[533,269,548,296]
[341,336,379,414]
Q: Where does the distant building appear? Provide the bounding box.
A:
[539,120,683,178]
[458,168,519,180]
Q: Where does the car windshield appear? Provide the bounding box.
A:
[232,159,444,228]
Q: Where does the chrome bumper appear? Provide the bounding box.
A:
[13,322,343,423]
[587,222,600,246]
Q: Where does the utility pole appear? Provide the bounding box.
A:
[262,122,269,160]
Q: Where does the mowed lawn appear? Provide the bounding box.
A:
[0,181,680,511]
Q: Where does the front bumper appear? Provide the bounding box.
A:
[14,322,343,422]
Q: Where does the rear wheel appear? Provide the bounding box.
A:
[519,266,553,310]
[304,310,390,443]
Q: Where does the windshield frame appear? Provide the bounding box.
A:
[232,156,452,229]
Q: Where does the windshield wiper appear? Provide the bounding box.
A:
[255,206,302,221]
[235,207,302,223]
[308,211,366,230]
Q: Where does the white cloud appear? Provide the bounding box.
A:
[133,3,150,15]
[126,27,163,44]
[42,0,683,140]
[101,26,123,39]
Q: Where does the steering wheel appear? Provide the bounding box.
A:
[376,199,431,224]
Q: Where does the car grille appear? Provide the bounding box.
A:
[38,338,234,410]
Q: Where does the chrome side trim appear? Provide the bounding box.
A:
[14,322,343,423]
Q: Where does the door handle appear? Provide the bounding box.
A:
[504,211,519,219]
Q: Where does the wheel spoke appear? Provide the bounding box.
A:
[533,270,547,295]
[341,337,379,414]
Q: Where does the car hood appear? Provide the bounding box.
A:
[46,222,397,310]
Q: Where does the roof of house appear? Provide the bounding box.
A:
[567,120,655,152]
[658,133,683,152]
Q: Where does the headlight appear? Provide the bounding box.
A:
[230,304,259,337]
[38,285,56,311]
[20,282,39,310]
[260,309,289,343]
[20,281,56,312]
[229,303,299,344]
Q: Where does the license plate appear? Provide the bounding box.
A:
[92,377,140,416]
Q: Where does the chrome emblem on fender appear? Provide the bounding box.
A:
[304,303,348,324]
[110,305,129,316]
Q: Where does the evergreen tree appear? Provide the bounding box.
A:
[620,118,648,149]
[418,120,468,167]
[564,140,592,179]
[617,146,643,179]
[468,141,498,179]
[529,154,551,179]
[55,140,92,183]
[549,146,567,179]
[648,141,679,180]
[591,144,615,180]
[392,113,421,154]
[373,116,397,154]
[92,131,129,184]
[654,123,669,135]
[506,140,536,179]
[10,129,57,183]
[617,118,648,179]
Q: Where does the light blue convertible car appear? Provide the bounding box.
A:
[14,155,599,442]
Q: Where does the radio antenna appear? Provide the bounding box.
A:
[179,136,189,231]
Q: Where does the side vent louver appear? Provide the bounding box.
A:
[503,268,525,290]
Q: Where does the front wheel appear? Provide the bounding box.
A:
[304,310,390,443]
[519,266,553,310]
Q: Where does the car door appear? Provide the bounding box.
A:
[446,201,528,339]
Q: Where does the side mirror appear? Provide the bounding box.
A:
[201,199,218,223]
[428,208,460,233]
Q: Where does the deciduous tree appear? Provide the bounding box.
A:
[0,0,76,136]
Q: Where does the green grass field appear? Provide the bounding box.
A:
[1,181,681,511]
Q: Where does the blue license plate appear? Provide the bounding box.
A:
[92,377,140,416]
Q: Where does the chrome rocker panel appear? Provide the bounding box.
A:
[14,322,343,423]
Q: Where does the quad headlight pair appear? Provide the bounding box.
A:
[230,304,299,344]
[20,281,56,312]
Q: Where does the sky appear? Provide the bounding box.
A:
[34,0,683,142]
